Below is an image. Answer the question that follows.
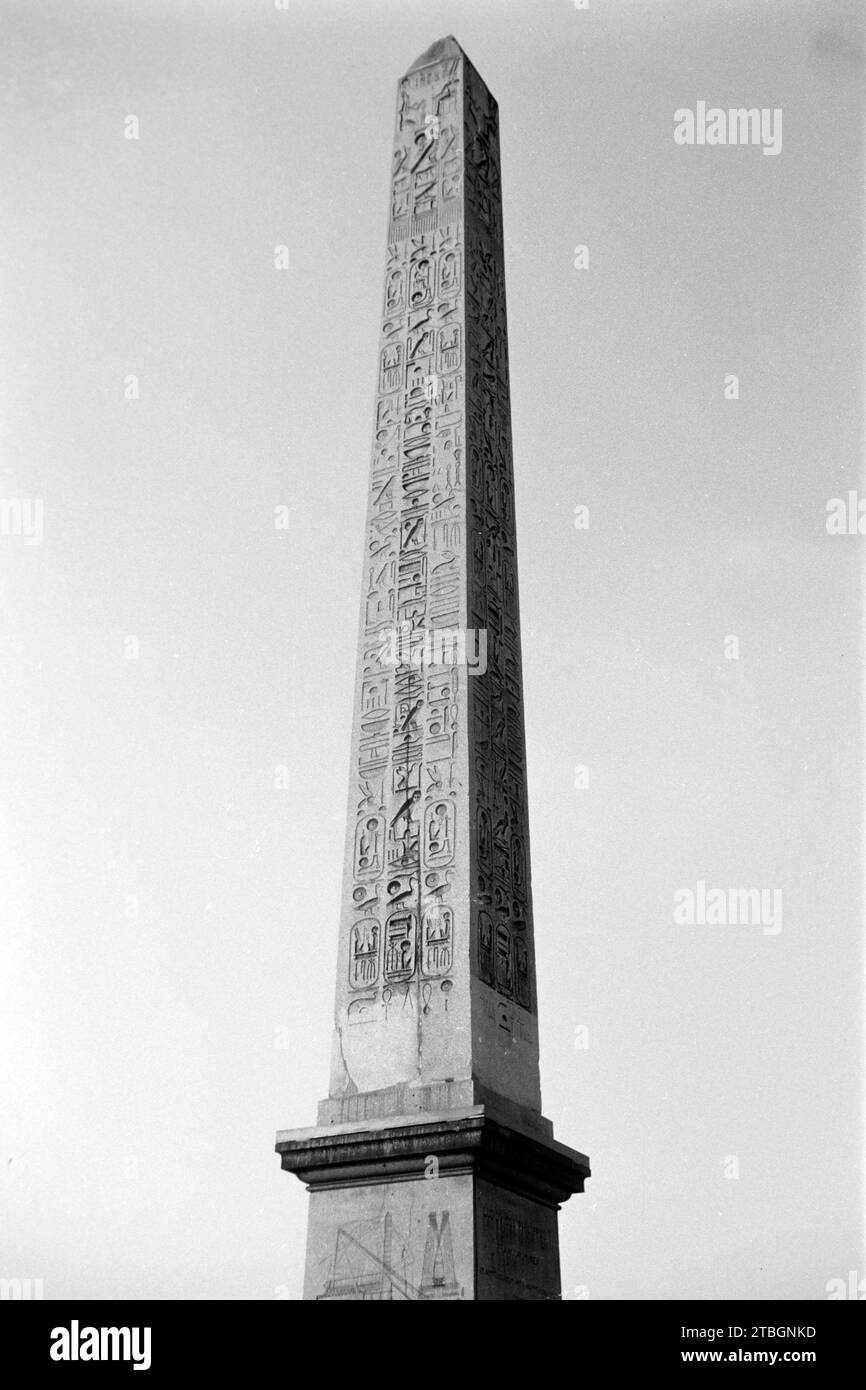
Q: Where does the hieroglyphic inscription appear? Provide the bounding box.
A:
[464,63,536,1014]
[345,50,465,1016]
[476,1184,560,1300]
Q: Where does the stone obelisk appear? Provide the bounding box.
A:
[276,35,590,1301]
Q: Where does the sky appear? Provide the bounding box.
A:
[1,0,863,1300]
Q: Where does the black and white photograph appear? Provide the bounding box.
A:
[2,0,863,1356]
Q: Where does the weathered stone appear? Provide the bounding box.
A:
[276,35,590,1300]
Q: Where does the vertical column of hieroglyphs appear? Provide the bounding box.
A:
[463,62,540,1081]
[330,48,471,1102]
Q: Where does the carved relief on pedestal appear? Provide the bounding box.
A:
[314,1206,463,1301]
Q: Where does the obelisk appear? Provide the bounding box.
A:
[276,35,590,1301]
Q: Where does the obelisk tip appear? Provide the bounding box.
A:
[406,35,465,73]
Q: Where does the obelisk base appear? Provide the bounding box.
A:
[276,1107,590,1301]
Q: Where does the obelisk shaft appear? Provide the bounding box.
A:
[323,37,541,1127]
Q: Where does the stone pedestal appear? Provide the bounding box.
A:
[277,1105,589,1301]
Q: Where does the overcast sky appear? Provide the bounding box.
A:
[1,0,862,1299]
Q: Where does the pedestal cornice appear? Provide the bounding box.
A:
[276,1107,590,1209]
